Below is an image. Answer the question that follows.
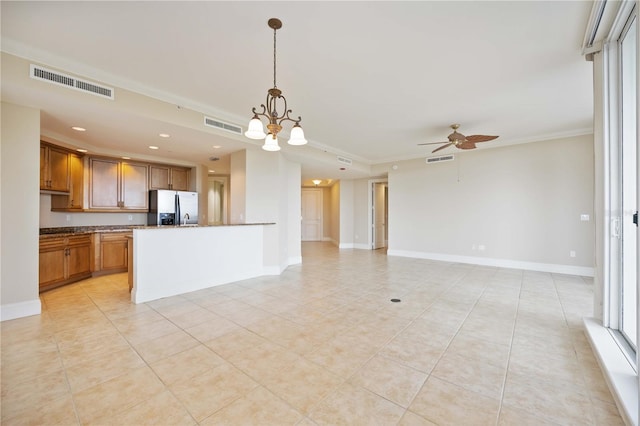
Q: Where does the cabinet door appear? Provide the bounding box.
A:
[51,153,85,210]
[39,242,66,289]
[47,146,71,192]
[40,145,48,189]
[100,233,129,271]
[89,158,120,209]
[40,144,70,192]
[67,237,92,280]
[149,165,171,190]
[170,167,190,191]
[121,162,148,210]
[68,153,84,209]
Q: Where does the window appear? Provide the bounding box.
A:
[584,2,638,422]
[618,12,637,350]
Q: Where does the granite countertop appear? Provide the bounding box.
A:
[39,225,146,239]
[39,223,276,238]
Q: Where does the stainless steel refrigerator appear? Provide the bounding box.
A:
[148,190,198,226]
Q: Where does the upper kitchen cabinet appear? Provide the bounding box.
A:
[51,152,85,211]
[40,142,71,192]
[88,157,148,211]
[149,164,190,191]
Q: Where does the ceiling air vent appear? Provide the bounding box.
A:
[204,116,242,135]
[30,64,114,100]
[337,156,352,166]
[426,154,455,164]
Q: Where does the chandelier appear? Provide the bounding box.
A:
[245,18,307,151]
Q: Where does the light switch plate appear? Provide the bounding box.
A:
[580,214,590,221]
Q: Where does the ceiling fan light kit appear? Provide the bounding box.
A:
[245,18,307,152]
[418,123,498,153]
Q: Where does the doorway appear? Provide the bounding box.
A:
[370,180,388,250]
[207,176,228,225]
[301,188,323,241]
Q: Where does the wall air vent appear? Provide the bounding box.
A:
[204,116,243,135]
[426,154,455,164]
[337,156,353,166]
[30,64,114,100]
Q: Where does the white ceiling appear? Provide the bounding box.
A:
[1,1,594,183]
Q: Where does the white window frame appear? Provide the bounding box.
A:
[582,1,639,425]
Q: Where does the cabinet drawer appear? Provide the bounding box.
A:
[39,237,66,251]
[67,234,92,247]
[100,232,131,242]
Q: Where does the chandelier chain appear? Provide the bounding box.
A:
[273,26,277,89]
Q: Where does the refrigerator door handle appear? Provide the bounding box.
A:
[175,193,181,226]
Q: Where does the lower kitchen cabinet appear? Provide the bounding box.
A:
[39,234,92,292]
[94,232,132,274]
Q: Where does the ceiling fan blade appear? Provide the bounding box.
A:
[432,142,454,153]
[417,141,449,146]
[465,135,498,143]
[458,142,477,150]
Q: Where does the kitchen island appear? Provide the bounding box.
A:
[130,223,278,303]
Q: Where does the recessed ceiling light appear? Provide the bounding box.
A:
[76,148,88,153]
[71,126,86,132]
[148,146,159,150]
[209,170,215,173]
[212,145,221,149]
[159,133,170,138]
[122,156,130,160]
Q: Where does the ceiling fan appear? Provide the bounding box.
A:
[418,124,499,153]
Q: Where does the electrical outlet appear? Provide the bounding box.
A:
[478,245,486,251]
[570,250,576,258]
[580,214,590,221]
[66,215,71,222]
[472,244,477,250]
[128,215,133,221]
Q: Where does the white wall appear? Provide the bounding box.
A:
[229,149,301,271]
[330,182,340,244]
[339,180,355,248]
[388,135,595,275]
[230,150,247,223]
[322,187,332,240]
[132,225,269,303]
[1,102,41,320]
[39,194,148,227]
[245,150,279,223]
[284,160,302,265]
[353,179,370,249]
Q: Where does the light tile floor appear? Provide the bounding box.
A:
[1,242,623,425]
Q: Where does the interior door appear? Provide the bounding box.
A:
[373,182,387,249]
[301,188,322,241]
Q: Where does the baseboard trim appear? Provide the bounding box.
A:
[1,299,42,322]
[386,249,594,276]
[583,318,638,426]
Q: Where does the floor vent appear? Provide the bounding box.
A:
[426,154,455,164]
[204,116,243,135]
[30,64,114,100]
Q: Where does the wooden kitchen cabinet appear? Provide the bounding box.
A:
[39,234,92,292]
[88,157,148,211]
[40,142,70,192]
[149,164,190,191]
[51,152,85,210]
[93,232,132,275]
